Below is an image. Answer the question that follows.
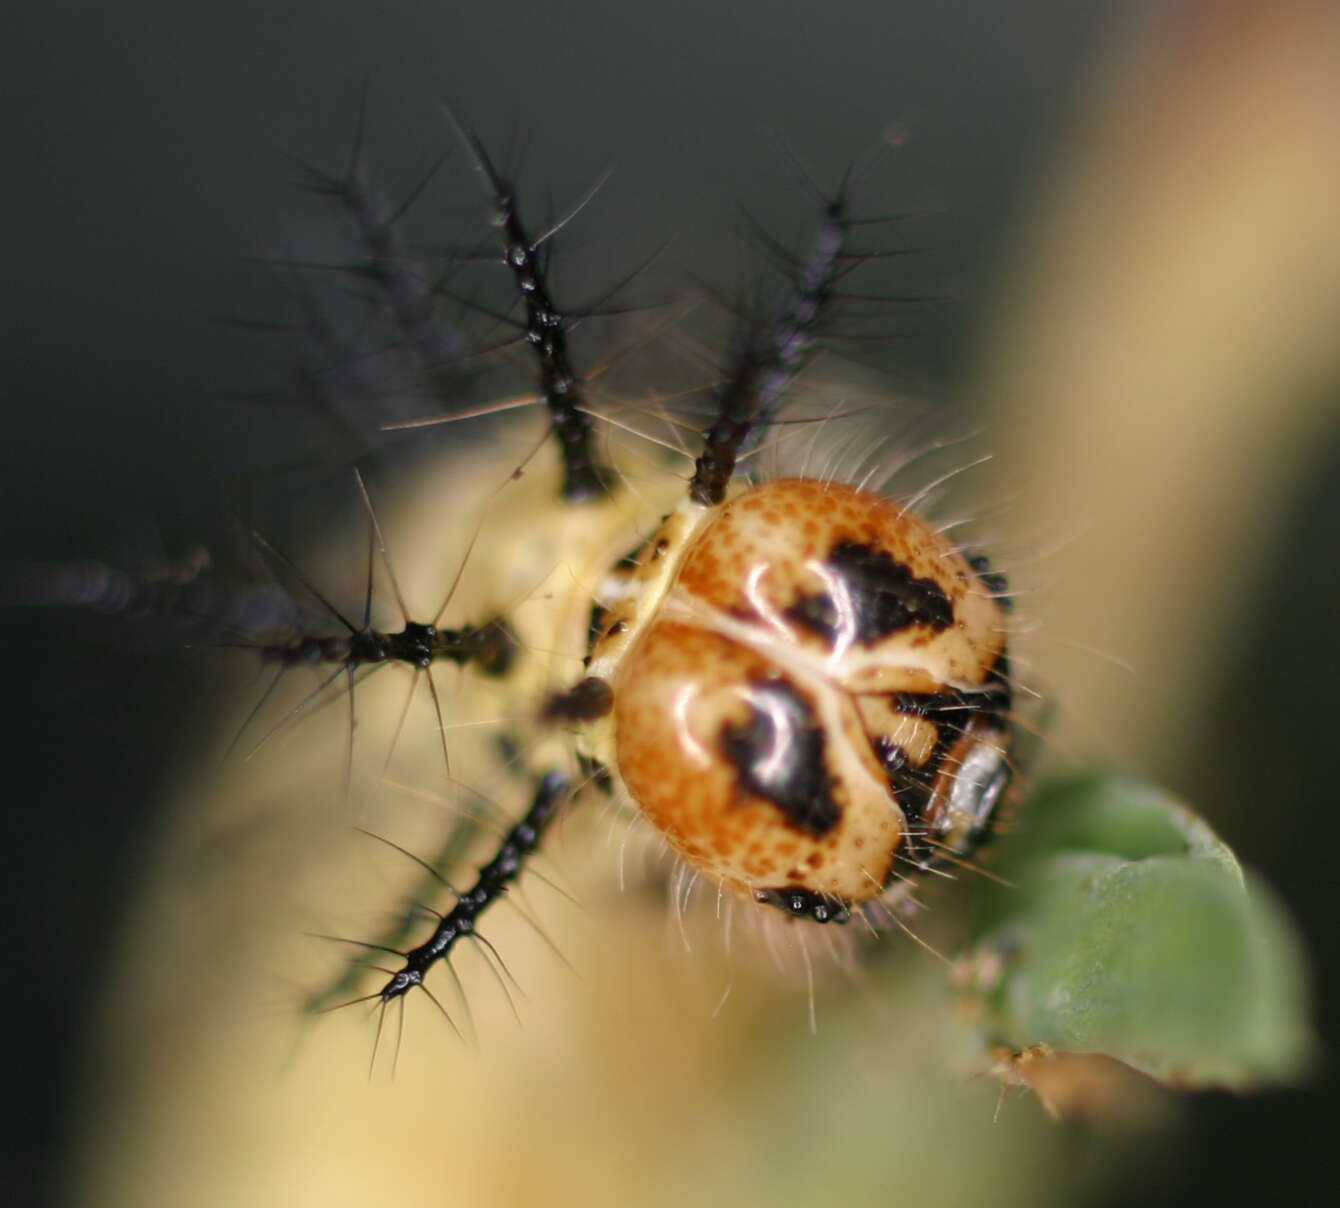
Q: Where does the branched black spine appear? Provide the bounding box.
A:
[378,771,570,1001]
[450,114,614,502]
[689,198,850,506]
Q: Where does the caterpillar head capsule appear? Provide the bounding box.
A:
[584,478,1013,920]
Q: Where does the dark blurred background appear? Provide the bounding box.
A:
[3,2,1337,1204]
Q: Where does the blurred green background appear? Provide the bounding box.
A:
[3,1,1337,1204]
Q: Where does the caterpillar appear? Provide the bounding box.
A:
[62,93,1045,1208]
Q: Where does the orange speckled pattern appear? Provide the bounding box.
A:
[608,479,1010,904]
[675,479,1003,692]
[614,621,901,901]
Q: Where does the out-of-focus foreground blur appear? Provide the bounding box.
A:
[4,2,1338,1205]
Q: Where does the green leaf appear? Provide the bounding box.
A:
[962,774,1315,1091]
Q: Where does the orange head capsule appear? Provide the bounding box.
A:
[585,479,1013,921]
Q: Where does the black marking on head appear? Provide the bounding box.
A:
[754,886,852,924]
[785,541,953,647]
[720,678,841,837]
